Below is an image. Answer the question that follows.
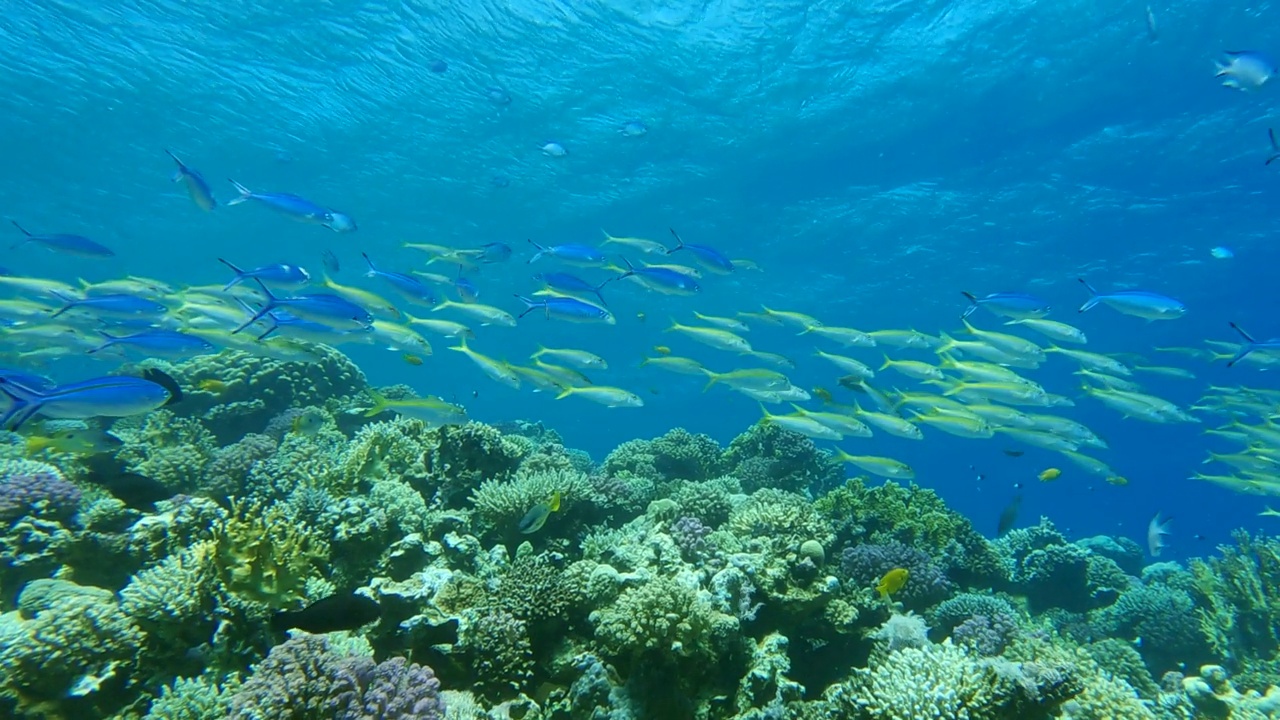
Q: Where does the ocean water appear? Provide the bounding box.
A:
[2,0,1279,564]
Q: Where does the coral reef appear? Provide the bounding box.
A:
[0,458,81,522]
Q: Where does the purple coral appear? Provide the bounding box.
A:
[0,459,80,522]
[229,634,444,719]
[670,515,712,560]
[840,541,954,609]
[952,613,1019,656]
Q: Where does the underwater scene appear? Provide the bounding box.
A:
[4,0,1280,718]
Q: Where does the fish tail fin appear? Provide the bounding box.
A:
[361,252,379,275]
[226,179,253,206]
[666,228,686,254]
[9,220,32,237]
[600,229,615,244]
[1077,278,1102,313]
[86,330,118,355]
[231,282,276,335]
[701,368,719,392]
[218,258,247,290]
[960,291,980,319]
[555,387,575,400]
[590,281,610,307]
[362,389,389,417]
[513,294,543,319]
[164,149,186,180]
[526,238,546,264]
[48,291,76,318]
[879,355,893,370]
[1227,322,1258,367]
[664,318,681,333]
[0,376,46,431]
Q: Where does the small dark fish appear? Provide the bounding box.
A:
[997,495,1022,536]
[322,249,341,274]
[1003,449,1025,457]
[478,242,512,263]
[81,453,172,511]
[270,592,381,634]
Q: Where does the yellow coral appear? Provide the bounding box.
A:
[212,499,329,607]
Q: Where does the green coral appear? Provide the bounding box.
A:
[590,576,737,665]
[144,673,241,720]
[369,477,429,537]
[669,475,741,527]
[727,487,833,551]
[648,427,726,482]
[0,579,145,709]
[119,540,219,653]
[457,608,534,700]
[1190,530,1280,668]
[212,499,329,607]
[1084,639,1160,699]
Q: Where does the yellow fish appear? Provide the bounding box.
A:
[403,354,424,366]
[653,345,671,355]
[1038,468,1062,482]
[1105,476,1129,487]
[1260,506,1280,518]
[876,568,909,599]
[197,379,229,394]
[518,492,562,534]
[812,387,833,403]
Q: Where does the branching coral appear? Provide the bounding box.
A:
[1093,584,1210,677]
[469,468,589,537]
[456,608,534,700]
[120,540,219,654]
[212,499,330,607]
[1189,530,1280,668]
[840,541,954,610]
[144,673,241,720]
[0,457,80,522]
[591,577,737,664]
[114,409,218,493]
[668,475,741,528]
[726,487,833,551]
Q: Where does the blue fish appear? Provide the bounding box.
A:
[218,258,311,291]
[1225,323,1280,367]
[88,329,216,358]
[165,150,217,211]
[614,257,700,296]
[0,368,54,390]
[10,221,115,258]
[321,249,341,274]
[526,239,605,266]
[477,242,512,263]
[455,272,480,303]
[0,369,181,430]
[50,292,167,319]
[667,229,733,274]
[1077,278,1186,320]
[247,307,369,343]
[233,282,373,334]
[515,295,614,324]
[960,291,1051,320]
[533,272,610,306]
[362,253,435,305]
[226,179,357,232]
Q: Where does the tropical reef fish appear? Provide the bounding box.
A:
[832,450,915,479]
[666,321,752,354]
[219,258,310,291]
[960,291,1051,320]
[234,284,373,334]
[997,495,1022,536]
[290,409,328,436]
[0,369,181,430]
[270,592,382,634]
[363,391,467,426]
[1216,51,1277,90]
[51,292,167,319]
[556,385,643,408]
[531,346,607,370]
[1003,318,1087,345]
[226,179,356,232]
[515,295,614,324]
[667,228,734,274]
[433,301,516,327]
[88,329,216,359]
[527,239,605,266]
[601,231,666,255]
[875,568,909,599]
[450,337,521,389]
[1077,279,1186,320]
[10,221,114,258]
[1147,513,1172,557]
[614,257,701,295]
[641,356,705,376]
[165,149,217,211]
[1038,468,1061,482]
[362,253,435,306]
[541,141,567,157]
[518,492,561,534]
[533,272,610,306]
[24,425,123,455]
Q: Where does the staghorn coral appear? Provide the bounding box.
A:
[495,552,577,629]
[369,477,429,537]
[0,457,81,522]
[0,579,145,709]
[144,673,241,720]
[418,421,527,504]
[213,499,330,607]
[722,420,842,494]
[1190,530,1280,668]
[248,427,346,499]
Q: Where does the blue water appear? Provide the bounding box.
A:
[3,0,1279,559]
